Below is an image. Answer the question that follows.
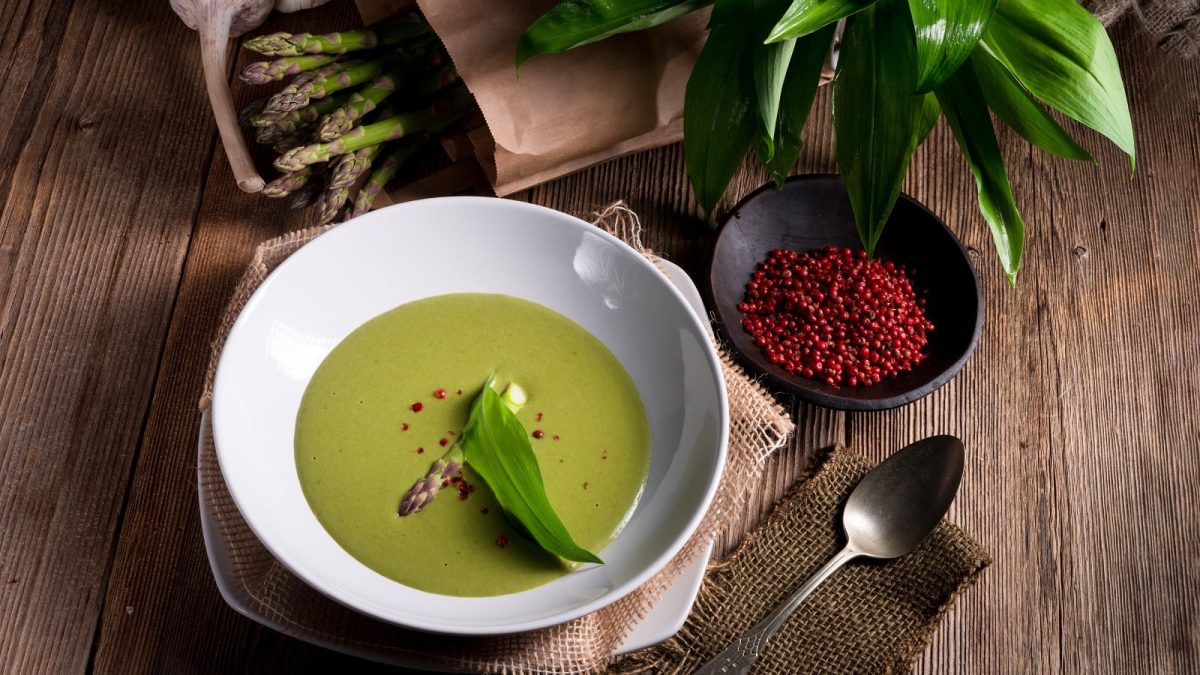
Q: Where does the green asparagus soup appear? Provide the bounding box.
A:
[295,293,652,596]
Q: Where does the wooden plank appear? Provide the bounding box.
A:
[0,0,229,671]
[865,22,1200,675]
[85,4,386,673]
[1043,28,1198,673]
[888,104,1068,675]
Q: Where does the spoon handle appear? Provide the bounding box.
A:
[693,545,858,675]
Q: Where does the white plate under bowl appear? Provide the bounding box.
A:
[211,197,729,635]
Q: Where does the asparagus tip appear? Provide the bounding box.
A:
[502,382,527,412]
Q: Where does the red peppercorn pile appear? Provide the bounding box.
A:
[738,246,934,387]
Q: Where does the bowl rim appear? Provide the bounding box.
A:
[708,174,984,411]
[211,196,730,635]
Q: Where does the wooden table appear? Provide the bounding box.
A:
[1,1,1196,672]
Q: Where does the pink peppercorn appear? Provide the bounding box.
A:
[738,246,934,387]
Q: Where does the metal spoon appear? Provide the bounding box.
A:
[695,435,965,675]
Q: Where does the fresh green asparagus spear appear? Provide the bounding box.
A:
[261,167,315,198]
[283,60,340,90]
[350,141,422,217]
[275,85,475,171]
[253,95,351,148]
[318,143,392,223]
[318,58,457,142]
[251,89,350,130]
[317,182,352,224]
[239,54,339,85]
[243,14,428,56]
[315,69,406,142]
[269,57,396,114]
[398,383,527,516]
[261,59,360,115]
[329,144,383,190]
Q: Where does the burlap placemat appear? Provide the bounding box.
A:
[197,203,988,672]
[614,447,991,674]
[197,203,795,673]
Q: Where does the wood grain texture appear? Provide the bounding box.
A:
[0,0,226,672]
[858,23,1200,675]
[86,5,367,673]
[0,2,1195,672]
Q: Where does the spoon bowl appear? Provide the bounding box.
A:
[843,435,965,559]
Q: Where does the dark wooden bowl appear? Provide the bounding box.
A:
[708,175,983,411]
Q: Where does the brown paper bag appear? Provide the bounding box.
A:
[358,0,708,196]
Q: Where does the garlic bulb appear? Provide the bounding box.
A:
[171,0,274,192]
[275,0,334,12]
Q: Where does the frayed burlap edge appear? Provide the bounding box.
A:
[196,201,795,673]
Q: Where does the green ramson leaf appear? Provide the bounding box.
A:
[516,0,712,68]
[907,0,997,93]
[748,0,813,160]
[752,9,797,159]
[460,377,603,564]
[980,0,1134,167]
[611,0,713,35]
[766,0,877,43]
[971,50,1094,162]
[685,19,759,222]
[833,0,923,255]
[936,60,1025,285]
[707,0,744,25]
[696,0,823,212]
[916,93,941,147]
[754,24,834,185]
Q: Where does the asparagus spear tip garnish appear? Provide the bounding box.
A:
[398,382,527,516]
[398,447,464,516]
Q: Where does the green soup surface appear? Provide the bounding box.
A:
[294,293,652,596]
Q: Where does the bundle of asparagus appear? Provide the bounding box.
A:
[239,13,475,223]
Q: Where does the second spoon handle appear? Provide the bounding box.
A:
[693,545,859,675]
